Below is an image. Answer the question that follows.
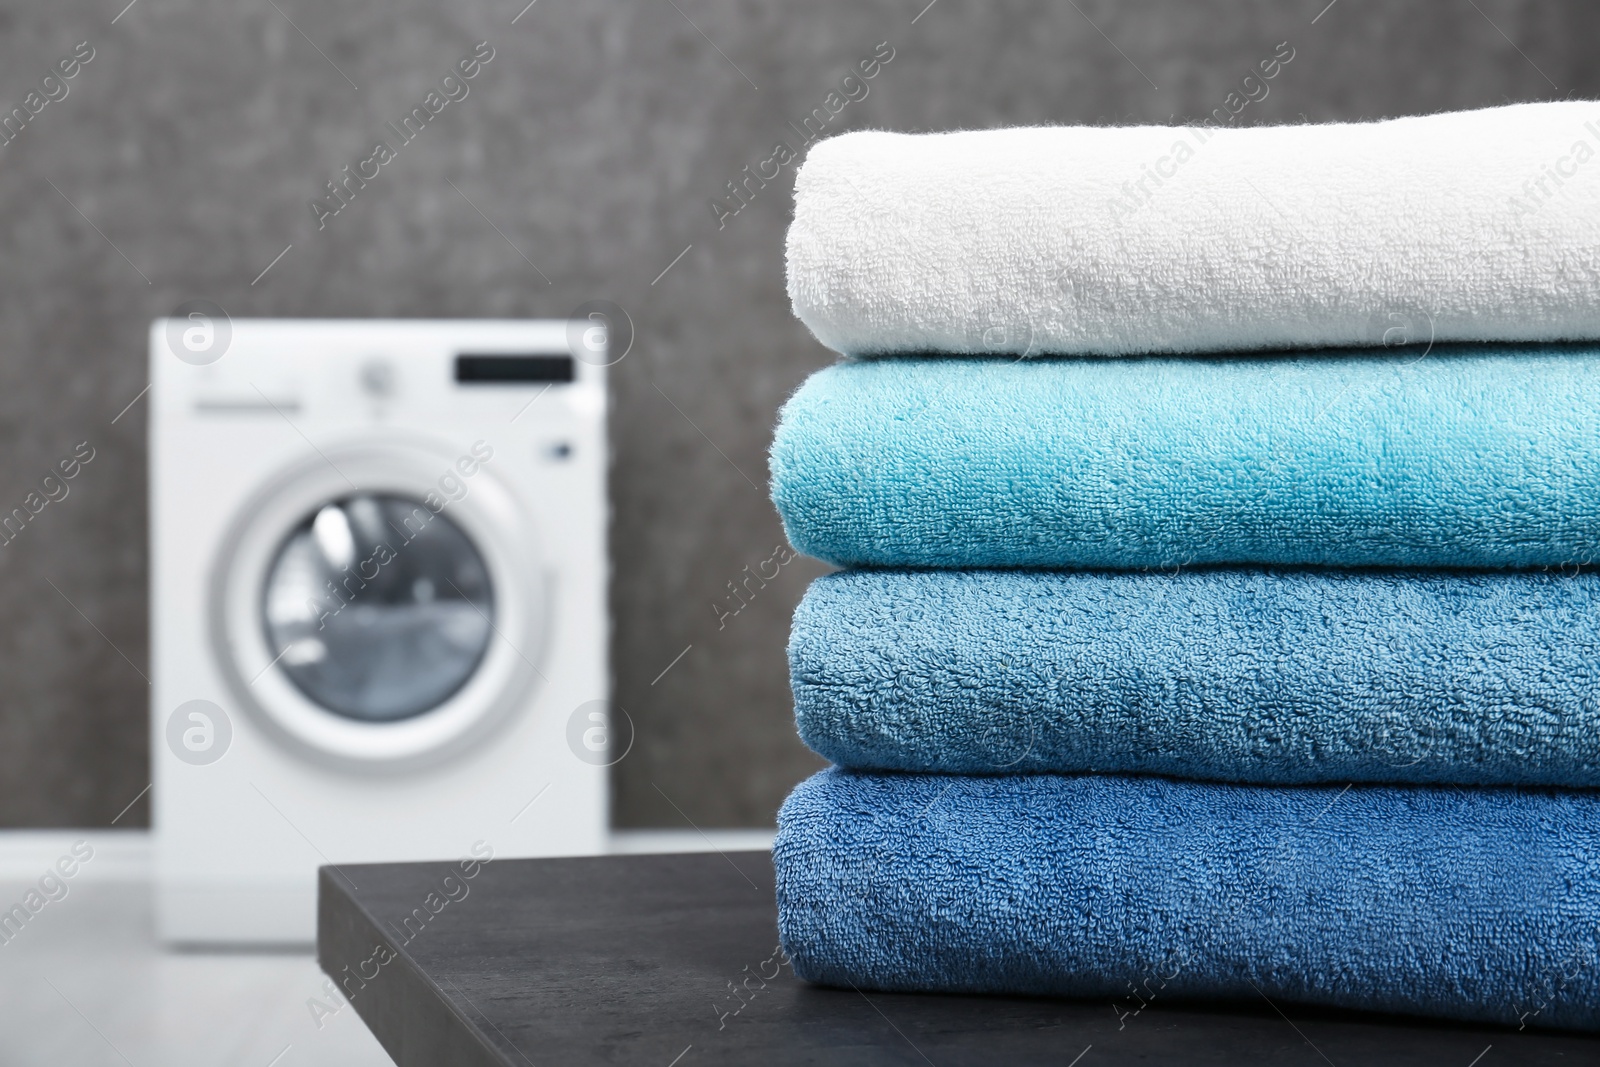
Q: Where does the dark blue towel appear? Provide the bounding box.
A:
[790,568,1600,786]
[775,768,1600,1030]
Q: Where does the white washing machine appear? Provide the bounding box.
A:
[150,318,611,945]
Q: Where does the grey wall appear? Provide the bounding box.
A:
[0,0,1593,828]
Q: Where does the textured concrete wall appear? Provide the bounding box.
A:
[0,0,1591,828]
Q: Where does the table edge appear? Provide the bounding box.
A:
[317,864,513,1067]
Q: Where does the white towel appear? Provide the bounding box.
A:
[785,102,1600,357]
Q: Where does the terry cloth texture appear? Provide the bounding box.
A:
[786,102,1600,358]
[769,350,1600,570]
[774,768,1600,1030]
[791,568,1600,787]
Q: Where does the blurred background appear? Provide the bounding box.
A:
[6,0,1595,836]
[0,0,1593,1059]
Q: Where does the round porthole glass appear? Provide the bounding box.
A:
[260,494,495,722]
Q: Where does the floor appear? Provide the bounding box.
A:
[0,830,773,1066]
[0,879,388,1067]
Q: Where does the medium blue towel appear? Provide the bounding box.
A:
[791,568,1600,787]
[769,349,1600,569]
[775,768,1600,1030]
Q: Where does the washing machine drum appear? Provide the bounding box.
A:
[262,494,495,723]
[215,443,546,768]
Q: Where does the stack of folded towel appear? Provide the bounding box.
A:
[768,102,1600,1031]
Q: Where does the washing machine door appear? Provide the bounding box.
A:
[212,439,547,769]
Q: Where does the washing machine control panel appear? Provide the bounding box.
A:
[155,319,607,433]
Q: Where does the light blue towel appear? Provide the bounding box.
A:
[775,768,1600,1030]
[769,349,1600,569]
[791,568,1600,787]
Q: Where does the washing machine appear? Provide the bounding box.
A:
[150,318,610,945]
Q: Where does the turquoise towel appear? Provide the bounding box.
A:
[790,568,1600,786]
[769,349,1600,569]
[775,768,1600,1030]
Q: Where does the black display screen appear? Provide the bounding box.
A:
[454,354,575,383]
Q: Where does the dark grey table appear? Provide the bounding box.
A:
[318,851,1597,1066]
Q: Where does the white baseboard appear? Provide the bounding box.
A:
[0,830,151,882]
[0,827,773,883]
[608,828,774,854]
